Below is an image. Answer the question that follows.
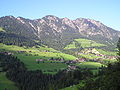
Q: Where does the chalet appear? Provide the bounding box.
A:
[65,60,77,64]
[36,59,44,62]
[17,51,26,53]
[68,65,77,70]
[0,52,14,55]
[76,58,86,62]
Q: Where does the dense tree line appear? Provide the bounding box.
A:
[0,32,41,47]
[0,53,93,90]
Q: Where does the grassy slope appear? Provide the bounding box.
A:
[96,49,117,56]
[79,48,117,63]
[0,43,76,60]
[79,53,102,59]
[75,38,106,48]
[64,38,116,63]
[76,62,104,68]
[0,72,18,90]
[76,62,105,74]
[64,41,76,49]
[15,54,67,74]
[0,43,76,73]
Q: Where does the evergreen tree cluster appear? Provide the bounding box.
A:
[0,32,41,47]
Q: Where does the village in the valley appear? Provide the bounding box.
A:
[0,47,117,71]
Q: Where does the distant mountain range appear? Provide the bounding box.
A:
[0,15,119,50]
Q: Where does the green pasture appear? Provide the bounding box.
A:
[75,38,106,48]
[76,62,104,68]
[64,41,76,49]
[76,62,105,74]
[0,43,76,60]
[96,49,117,56]
[103,59,117,64]
[0,72,18,90]
[15,54,68,73]
[64,38,106,50]
[0,43,57,53]
[0,43,77,73]
[79,53,102,60]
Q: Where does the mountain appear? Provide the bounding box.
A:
[0,15,119,90]
[0,15,119,50]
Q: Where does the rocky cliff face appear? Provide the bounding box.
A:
[0,15,119,49]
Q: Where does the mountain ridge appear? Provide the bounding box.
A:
[0,15,119,50]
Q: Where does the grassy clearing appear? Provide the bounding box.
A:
[0,43,76,73]
[79,48,117,63]
[75,38,106,48]
[103,59,117,63]
[96,49,117,56]
[79,53,102,59]
[64,38,106,50]
[76,62,104,68]
[76,62,105,74]
[64,42,76,49]
[0,72,18,90]
[15,54,68,73]
[0,43,57,52]
[0,43,76,60]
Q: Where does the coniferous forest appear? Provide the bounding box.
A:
[0,32,41,47]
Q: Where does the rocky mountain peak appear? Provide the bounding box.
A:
[0,15,119,49]
[42,15,59,22]
[5,15,15,19]
[62,18,76,29]
[87,19,104,28]
[16,17,26,24]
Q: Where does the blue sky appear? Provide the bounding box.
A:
[0,0,120,30]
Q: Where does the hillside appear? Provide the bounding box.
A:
[0,15,118,73]
[0,15,119,50]
[0,15,119,90]
[0,43,77,73]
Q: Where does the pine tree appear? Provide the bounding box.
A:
[117,38,120,62]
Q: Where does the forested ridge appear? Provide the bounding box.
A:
[0,32,41,47]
